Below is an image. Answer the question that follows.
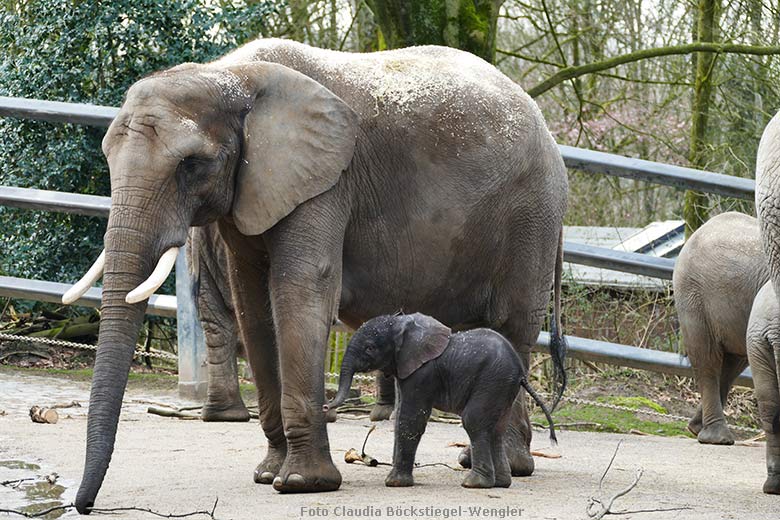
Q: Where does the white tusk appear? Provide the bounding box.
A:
[62,250,106,304]
[125,247,179,304]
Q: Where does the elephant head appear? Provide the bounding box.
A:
[68,61,358,514]
[326,313,451,410]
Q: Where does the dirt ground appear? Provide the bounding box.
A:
[1,370,779,520]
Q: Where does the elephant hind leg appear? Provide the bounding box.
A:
[682,319,734,444]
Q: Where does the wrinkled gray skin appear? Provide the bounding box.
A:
[746,282,780,494]
[327,313,557,489]
[75,38,567,513]
[186,224,249,422]
[754,110,780,494]
[370,373,396,421]
[673,212,768,445]
[188,224,339,424]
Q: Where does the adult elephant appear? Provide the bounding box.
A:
[64,39,568,513]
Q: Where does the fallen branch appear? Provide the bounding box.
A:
[0,498,220,519]
[50,400,81,409]
[530,450,562,459]
[147,406,200,420]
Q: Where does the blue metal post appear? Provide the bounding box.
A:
[175,248,208,400]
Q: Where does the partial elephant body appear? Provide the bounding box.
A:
[755,110,780,494]
[186,225,249,422]
[73,38,567,511]
[746,282,780,494]
[328,313,556,489]
[673,211,768,444]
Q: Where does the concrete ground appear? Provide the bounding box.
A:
[1,371,779,520]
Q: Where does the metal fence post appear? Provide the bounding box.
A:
[174,248,207,400]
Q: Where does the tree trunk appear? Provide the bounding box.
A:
[366,0,504,63]
[684,0,719,236]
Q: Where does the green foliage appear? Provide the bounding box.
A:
[0,0,279,287]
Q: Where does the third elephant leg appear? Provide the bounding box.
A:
[199,261,250,423]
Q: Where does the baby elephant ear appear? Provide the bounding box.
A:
[395,313,451,380]
[228,61,358,236]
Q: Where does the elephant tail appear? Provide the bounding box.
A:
[549,228,568,412]
[521,378,557,445]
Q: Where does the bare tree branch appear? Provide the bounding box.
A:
[527,42,780,97]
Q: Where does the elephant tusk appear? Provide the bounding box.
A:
[62,250,106,304]
[125,247,179,304]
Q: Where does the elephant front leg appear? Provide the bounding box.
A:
[268,254,343,493]
[370,372,396,422]
[765,431,780,494]
[385,393,431,487]
[225,251,287,484]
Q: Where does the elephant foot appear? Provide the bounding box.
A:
[460,443,533,476]
[370,403,395,422]
[325,407,338,423]
[763,474,780,495]
[201,401,251,422]
[687,417,702,436]
[254,445,287,484]
[385,469,414,487]
[272,450,341,493]
[462,470,495,489]
[697,421,735,445]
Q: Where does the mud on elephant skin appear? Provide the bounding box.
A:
[327,313,557,489]
[62,38,567,512]
[673,212,768,445]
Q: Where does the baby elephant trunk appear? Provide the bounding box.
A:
[521,379,558,445]
[324,352,356,412]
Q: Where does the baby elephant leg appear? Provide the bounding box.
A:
[385,396,431,487]
[460,401,501,488]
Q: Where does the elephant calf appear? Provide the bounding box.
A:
[326,313,556,489]
[673,212,769,444]
[747,282,780,494]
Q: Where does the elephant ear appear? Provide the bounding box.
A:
[394,313,451,380]
[228,61,358,236]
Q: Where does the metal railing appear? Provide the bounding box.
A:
[0,95,753,385]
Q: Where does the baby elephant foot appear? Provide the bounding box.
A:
[201,401,251,422]
[764,474,780,495]
[697,421,734,445]
[254,445,287,484]
[385,469,414,487]
[370,403,395,422]
[462,470,495,489]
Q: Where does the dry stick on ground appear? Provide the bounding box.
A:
[586,441,691,519]
[0,498,220,519]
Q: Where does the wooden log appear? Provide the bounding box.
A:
[29,406,59,424]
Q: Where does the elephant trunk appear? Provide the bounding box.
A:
[327,351,357,410]
[75,204,158,514]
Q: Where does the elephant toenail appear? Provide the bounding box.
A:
[255,471,274,484]
[287,473,306,487]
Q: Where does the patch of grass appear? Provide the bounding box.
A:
[597,396,668,414]
[531,402,692,438]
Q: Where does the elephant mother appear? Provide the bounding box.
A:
[68,39,568,512]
